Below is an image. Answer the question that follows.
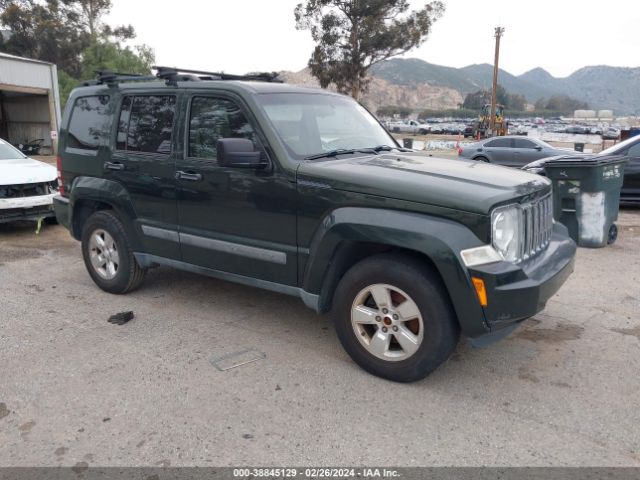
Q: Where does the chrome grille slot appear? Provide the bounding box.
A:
[520,194,553,261]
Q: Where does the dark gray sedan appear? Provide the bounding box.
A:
[458,136,579,167]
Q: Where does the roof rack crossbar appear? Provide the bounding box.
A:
[152,66,282,83]
[81,70,156,86]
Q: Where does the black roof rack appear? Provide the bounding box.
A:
[79,66,283,87]
[153,66,283,84]
[80,70,156,86]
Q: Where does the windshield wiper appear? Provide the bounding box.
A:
[304,148,377,161]
[370,144,412,153]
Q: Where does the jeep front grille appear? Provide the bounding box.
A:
[521,193,553,260]
[0,181,57,199]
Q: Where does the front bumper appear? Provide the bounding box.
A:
[466,222,576,340]
[0,193,56,223]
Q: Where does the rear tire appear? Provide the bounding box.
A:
[81,210,146,294]
[474,156,490,162]
[332,253,459,382]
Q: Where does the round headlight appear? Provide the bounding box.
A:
[491,205,522,262]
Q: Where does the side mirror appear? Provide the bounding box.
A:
[535,146,543,151]
[217,138,266,168]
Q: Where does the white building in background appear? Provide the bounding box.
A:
[0,52,61,155]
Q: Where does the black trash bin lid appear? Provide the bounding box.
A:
[543,153,627,168]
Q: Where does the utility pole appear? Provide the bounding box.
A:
[490,26,505,136]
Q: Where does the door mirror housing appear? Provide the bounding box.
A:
[535,146,543,151]
[217,138,266,168]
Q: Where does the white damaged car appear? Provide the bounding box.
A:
[0,138,58,223]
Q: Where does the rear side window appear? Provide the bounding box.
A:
[188,97,255,159]
[485,138,512,148]
[66,95,110,151]
[116,95,176,154]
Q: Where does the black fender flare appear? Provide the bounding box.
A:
[68,176,142,251]
[302,207,489,337]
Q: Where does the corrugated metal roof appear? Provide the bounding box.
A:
[0,51,53,66]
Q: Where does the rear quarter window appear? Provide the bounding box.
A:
[66,95,111,151]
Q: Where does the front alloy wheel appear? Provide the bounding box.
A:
[351,284,424,361]
[332,253,459,382]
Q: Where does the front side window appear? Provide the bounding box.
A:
[514,139,538,149]
[256,93,396,159]
[627,142,640,157]
[188,97,255,159]
[67,95,110,150]
[116,95,176,154]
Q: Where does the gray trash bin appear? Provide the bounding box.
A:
[544,155,627,247]
[403,138,414,149]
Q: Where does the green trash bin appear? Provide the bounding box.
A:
[544,155,627,247]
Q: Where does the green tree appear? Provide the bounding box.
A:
[376,105,412,118]
[463,85,527,112]
[295,0,444,100]
[462,90,489,110]
[1,0,153,106]
[544,95,588,113]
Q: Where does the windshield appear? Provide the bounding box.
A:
[256,93,397,159]
[599,135,638,156]
[0,140,26,160]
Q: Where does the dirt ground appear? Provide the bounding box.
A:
[0,208,638,466]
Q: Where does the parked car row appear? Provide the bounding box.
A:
[382,116,625,140]
[384,120,469,136]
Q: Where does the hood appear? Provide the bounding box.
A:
[0,157,57,185]
[298,152,550,215]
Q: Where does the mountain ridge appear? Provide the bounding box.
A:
[368,58,640,114]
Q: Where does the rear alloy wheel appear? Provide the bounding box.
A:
[88,229,120,280]
[332,253,459,382]
[81,210,146,294]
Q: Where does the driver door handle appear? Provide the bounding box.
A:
[175,171,203,182]
[104,161,125,171]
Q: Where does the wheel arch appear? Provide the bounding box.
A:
[69,177,141,250]
[302,207,490,337]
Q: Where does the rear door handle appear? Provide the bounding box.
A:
[175,171,203,182]
[104,161,125,171]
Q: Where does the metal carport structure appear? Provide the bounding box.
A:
[0,52,61,155]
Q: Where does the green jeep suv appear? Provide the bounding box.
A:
[54,68,576,382]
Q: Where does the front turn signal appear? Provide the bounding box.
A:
[471,277,488,307]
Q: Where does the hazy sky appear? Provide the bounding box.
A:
[107,0,639,78]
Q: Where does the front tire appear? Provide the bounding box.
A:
[332,253,459,382]
[81,210,146,294]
